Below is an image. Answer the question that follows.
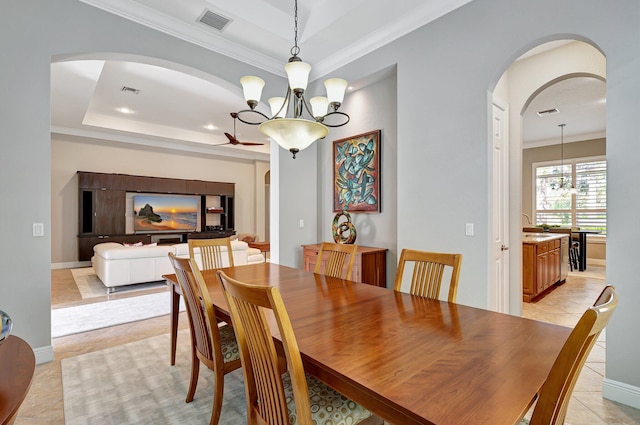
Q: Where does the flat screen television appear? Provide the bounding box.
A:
[133,195,199,233]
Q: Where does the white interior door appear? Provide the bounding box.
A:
[490,98,510,312]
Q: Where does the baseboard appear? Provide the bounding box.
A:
[34,344,54,365]
[52,261,91,269]
[603,378,640,409]
[588,258,606,267]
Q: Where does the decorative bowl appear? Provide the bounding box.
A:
[0,310,12,346]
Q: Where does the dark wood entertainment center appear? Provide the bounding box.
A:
[77,171,236,261]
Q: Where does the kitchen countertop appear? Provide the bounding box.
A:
[522,233,569,244]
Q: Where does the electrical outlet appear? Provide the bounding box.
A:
[299,219,304,228]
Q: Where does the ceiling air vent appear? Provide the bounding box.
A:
[121,86,140,94]
[197,10,232,32]
[536,108,559,116]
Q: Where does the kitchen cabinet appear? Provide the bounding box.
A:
[302,244,388,287]
[522,234,568,302]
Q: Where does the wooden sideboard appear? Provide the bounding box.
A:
[302,244,388,287]
[522,234,568,302]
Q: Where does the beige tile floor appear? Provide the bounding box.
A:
[13,267,640,424]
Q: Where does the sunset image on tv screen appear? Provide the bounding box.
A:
[133,195,198,232]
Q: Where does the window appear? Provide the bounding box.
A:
[534,157,606,234]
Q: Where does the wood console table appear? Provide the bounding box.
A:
[302,243,388,287]
[0,336,35,425]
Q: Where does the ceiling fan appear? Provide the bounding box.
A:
[221,112,265,146]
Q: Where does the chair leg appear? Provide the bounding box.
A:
[209,369,225,425]
[186,346,199,403]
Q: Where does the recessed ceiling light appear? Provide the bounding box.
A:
[536,108,559,116]
[117,107,133,114]
[204,124,215,130]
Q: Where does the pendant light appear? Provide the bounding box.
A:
[232,0,350,158]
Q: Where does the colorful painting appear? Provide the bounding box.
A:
[333,130,381,212]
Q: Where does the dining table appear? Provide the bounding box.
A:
[164,262,571,425]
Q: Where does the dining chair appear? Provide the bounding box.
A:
[314,241,358,280]
[522,284,618,425]
[168,253,242,425]
[188,237,234,270]
[217,270,382,425]
[393,249,462,302]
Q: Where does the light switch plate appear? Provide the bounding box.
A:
[465,223,474,236]
[33,222,44,237]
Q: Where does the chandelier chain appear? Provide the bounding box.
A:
[290,0,300,57]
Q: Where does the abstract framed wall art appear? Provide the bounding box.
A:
[333,130,381,212]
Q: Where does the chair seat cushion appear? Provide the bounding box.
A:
[219,324,240,363]
[283,372,372,424]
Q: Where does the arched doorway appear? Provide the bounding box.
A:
[489,39,606,315]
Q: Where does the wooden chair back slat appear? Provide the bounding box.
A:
[188,237,234,270]
[218,271,314,425]
[169,253,242,425]
[529,285,617,425]
[394,249,462,302]
[314,242,358,280]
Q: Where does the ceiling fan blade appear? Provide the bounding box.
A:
[225,132,264,146]
[224,132,240,145]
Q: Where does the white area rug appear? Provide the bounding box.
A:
[51,292,185,338]
[71,267,166,299]
[62,331,247,424]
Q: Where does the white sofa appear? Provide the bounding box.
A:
[91,241,264,291]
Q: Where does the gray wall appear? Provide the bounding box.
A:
[319,70,398,286]
[0,0,282,361]
[275,0,640,406]
[2,0,639,409]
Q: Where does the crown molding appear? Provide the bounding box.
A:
[51,126,270,162]
[79,0,285,76]
[523,131,606,149]
[80,0,471,81]
[311,0,473,79]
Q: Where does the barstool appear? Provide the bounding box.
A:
[569,241,580,271]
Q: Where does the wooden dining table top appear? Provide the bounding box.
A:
[0,335,35,425]
[165,262,571,425]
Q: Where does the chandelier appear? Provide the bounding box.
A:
[233,0,350,159]
[558,123,577,194]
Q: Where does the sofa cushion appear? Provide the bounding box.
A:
[94,242,175,260]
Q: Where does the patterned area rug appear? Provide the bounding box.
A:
[51,292,185,338]
[62,330,247,424]
[71,267,166,299]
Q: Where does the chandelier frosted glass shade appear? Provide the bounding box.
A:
[259,118,328,158]
[232,0,349,159]
[284,61,311,91]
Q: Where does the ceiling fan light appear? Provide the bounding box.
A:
[240,76,265,104]
[309,96,329,118]
[324,78,348,106]
[268,97,288,118]
[259,118,328,154]
[285,61,311,92]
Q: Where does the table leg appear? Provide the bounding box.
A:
[578,232,587,272]
[170,283,180,366]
